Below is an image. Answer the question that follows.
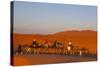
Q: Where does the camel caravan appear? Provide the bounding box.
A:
[14,40,89,56]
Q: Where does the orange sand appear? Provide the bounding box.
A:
[12,30,97,66]
[13,30,97,54]
[13,54,97,66]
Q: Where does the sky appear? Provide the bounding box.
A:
[13,1,97,34]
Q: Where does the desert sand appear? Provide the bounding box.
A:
[13,30,97,53]
[12,30,97,66]
[13,54,97,66]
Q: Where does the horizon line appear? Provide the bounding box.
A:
[13,29,97,35]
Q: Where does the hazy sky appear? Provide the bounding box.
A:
[13,1,97,34]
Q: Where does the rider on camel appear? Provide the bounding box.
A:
[44,40,49,48]
[67,40,73,50]
[32,40,38,47]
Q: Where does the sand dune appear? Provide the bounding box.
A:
[12,30,97,66]
[13,30,97,54]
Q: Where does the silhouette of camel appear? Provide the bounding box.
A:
[14,40,89,56]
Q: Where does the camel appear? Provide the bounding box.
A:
[14,44,23,55]
[14,40,89,56]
